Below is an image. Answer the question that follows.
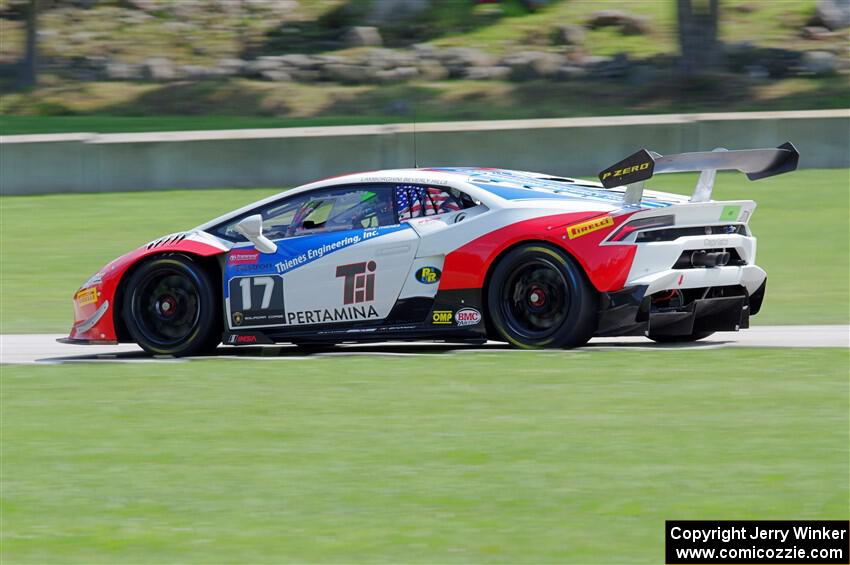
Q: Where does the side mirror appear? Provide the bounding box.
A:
[234,214,278,254]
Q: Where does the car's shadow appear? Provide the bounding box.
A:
[37,338,732,364]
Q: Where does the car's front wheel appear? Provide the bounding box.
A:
[123,255,221,356]
[487,243,597,349]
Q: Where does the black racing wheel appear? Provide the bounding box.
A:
[123,255,221,356]
[487,243,598,349]
[648,331,715,343]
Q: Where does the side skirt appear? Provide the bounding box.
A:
[223,288,487,345]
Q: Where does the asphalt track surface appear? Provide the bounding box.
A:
[1,326,847,364]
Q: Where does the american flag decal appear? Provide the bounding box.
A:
[396,185,461,220]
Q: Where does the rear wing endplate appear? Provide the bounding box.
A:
[598,142,799,205]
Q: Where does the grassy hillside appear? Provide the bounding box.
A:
[2,74,849,135]
[0,0,840,63]
[1,0,847,133]
[431,0,828,56]
[0,169,847,333]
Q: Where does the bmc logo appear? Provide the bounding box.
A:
[455,308,482,327]
[336,261,376,305]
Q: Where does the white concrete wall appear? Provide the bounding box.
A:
[1,110,847,195]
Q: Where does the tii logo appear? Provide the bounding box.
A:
[336,261,376,304]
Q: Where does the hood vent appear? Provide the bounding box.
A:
[146,232,188,250]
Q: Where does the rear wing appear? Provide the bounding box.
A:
[598,142,799,205]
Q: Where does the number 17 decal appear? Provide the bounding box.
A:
[228,275,285,328]
[238,276,276,310]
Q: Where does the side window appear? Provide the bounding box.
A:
[289,187,395,236]
[217,185,396,241]
[218,195,309,241]
[259,197,308,239]
[395,185,475,221]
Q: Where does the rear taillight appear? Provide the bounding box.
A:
[608,214,675,242]
[636,224,747,243]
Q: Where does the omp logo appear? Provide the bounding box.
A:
[600,161,651,182]
[415,266,441,284]
[567,215,614,239]
[336,261,376,304]
[432,310,453,324]
[75,287,98,306]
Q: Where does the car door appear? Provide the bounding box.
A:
[223,184,420,331]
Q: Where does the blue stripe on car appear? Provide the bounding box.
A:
[432,167,675,208]
[224,224,411,297]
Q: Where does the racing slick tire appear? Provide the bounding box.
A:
[122,255,221,356]
[647,331,715,343]
[487,243,597,349]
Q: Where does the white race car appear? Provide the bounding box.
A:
[62,143,798,355]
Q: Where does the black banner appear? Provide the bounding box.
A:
[227,275,286,328]
[598,148,655,188]
[666,521,849,564]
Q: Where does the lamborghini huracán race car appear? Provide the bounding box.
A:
[63,142,798,355]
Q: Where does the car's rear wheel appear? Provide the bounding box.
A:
[648,331,714,343]
[487,244,597,349]
[123,255,221,356]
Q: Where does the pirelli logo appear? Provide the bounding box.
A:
[567,215,615,239]
[600,161,651,182]
[75,287,98,306]
[598,149,656,188]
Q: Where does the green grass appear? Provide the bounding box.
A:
[0,187,278,333]
[1,169,847,333]
[2,349,847,563]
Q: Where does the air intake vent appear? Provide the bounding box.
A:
[635,224,746,243]
[146,232,188,250]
